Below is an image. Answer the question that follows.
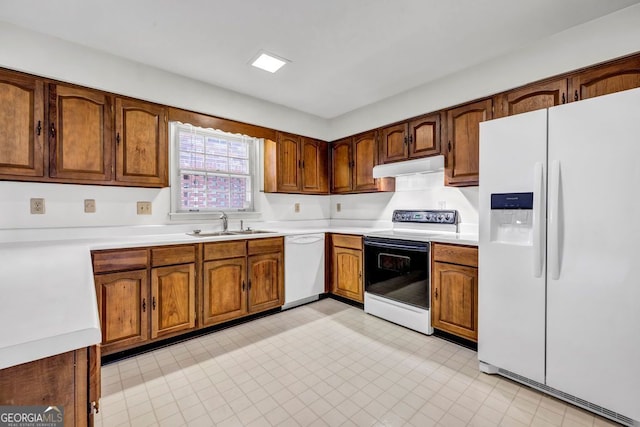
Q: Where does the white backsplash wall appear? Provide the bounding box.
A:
[330,173,479,228]
[0,181,331,229]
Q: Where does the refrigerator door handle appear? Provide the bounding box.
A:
[549,160,561,280]
[533,162,544,278]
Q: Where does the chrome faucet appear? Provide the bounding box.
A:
[220,211,228,232]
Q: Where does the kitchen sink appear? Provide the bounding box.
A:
[186,231,236,237]
[229,230,274,235]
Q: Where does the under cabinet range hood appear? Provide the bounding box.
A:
[372,155,444,178]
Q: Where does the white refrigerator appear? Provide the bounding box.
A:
[478,87,640,425]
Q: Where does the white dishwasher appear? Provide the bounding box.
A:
[283,233,325,309]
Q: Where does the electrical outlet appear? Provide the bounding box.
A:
[30,198,45,214]
[294,203,300,213]
[84,199,96,213]
[137,201,152,215]
[336,203,341,212]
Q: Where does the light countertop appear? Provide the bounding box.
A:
[0,222,477,370]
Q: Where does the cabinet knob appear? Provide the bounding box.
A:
[152,297,156,310]
[435,288,438,300]
[574,90,579,101]
[242,280,246,291]
[36,120,41,136]
[408,135,413,144]
[561,93,566,104]
[116,132,120,145]
[142,298,146,312]
[50,123,56,138]
[248,280,252,290]
[448,141,452,152]
[404,136,408,146]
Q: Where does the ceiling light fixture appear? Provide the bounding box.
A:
[250,51,289,73]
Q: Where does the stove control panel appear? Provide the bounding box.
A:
[392,210,458,224]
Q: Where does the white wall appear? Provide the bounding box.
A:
[0,22,328,140]
[328,3,640,140]
[331,174,478,228]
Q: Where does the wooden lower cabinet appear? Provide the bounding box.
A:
[0,346,100,427]
[431,243,478,341]
[202,257,247,326]
[94,269,149,354]
[248,252,283,312]
[151,263,196,339]
[330,234,363,303]
[202,237,284,326]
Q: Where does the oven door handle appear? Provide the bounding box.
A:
[364,240,429,252]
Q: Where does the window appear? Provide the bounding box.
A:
[171,123,258,214]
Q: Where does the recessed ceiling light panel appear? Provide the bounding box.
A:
[251,51,289,73]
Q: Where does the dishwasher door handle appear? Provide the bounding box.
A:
[286,235,324,245]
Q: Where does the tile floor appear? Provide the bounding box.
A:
[95,299,620,427]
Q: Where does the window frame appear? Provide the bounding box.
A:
[169,122,261,220]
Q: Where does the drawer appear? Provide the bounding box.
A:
[92,248,148,273]
[432,243,478,267]
[151,245,196,267]
[331,234,362,250]
[204,240,246,260]
[248,237,284,255]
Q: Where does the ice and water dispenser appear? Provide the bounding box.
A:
[490,192,534,245]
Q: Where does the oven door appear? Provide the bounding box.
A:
[364,237,430,309]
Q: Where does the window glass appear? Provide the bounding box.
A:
[171,123,256,212]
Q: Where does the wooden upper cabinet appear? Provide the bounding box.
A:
[494,79,568,119]
[570,56,640,101]
[409,114,441,159]
[264,132,328,194]
[115,98,168,187]
[330,138,352,193]
[380,123,408,163]
[444,99,492,187]
[380,114,440,163]
[49,84,112,181]
[276,132,301,192]
[0,71,45,177]
[301,138,328,193]
[352,131,378,192]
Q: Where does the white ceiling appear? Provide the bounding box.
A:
[1,0,639,119]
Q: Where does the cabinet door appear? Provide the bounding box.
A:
[94,270,148,354]
[380,123,408,163]
[332,246,363,303]
[330,138,352,193]
[352,131,378,192]
[431,261,478,341]
[444,99,492,186]
[49,84,112,181]
[570,56,640,101]
[277,132,301,192]
[0,71,45,177]
[151,264,196,339]
[408,113,441,159]
[301,138,328,194]
[202,257,247,326]
[115,98,167,187]
[494,79,568,118]
[248,252,283,313]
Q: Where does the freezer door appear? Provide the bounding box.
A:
[547,87,640,421]
[478,109,547,383]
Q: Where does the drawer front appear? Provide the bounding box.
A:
[204,240,247,260]
[331,234,362,250]
[92,248,148,273]
[151,245,196,267]
[248,237,284,255]
[432,243,478,267]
